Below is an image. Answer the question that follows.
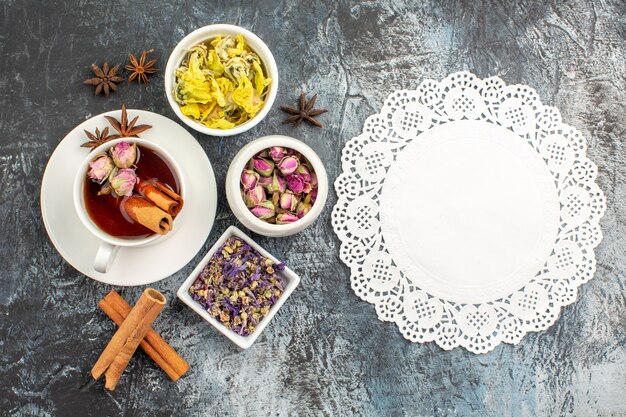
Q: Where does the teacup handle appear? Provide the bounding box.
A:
[94,242,120,273]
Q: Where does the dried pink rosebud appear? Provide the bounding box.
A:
[250,201,275,219]
[241,169,259,191]
[88,154,114,184]
[268,146,286,162]
[296,201,312,218]
[253,158,274,177]
[109,168,137,197]
[279,191,298,211]
[277,156,299,176]
[110,141,137,169]
[309,187,318,203]
[267,171,286,193]
[257,176,273,188]
[245,185,266,207]
[255,149,269,159]
[276,212,299,224]
[286,174,306,194]
[295,163,311,177]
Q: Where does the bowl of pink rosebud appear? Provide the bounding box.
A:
[225,135,328,237]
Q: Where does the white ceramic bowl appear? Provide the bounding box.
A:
[164,24,278,137]
[225,135,328,237]
[177,226,300,349]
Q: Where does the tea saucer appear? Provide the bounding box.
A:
[40,109,217,286]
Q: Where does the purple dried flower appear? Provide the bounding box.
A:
[187,236,285,336]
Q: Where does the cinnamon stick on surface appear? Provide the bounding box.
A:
[98,290,189,381]
[92,288,166,391]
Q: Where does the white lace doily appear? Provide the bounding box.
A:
[332,71,606,353]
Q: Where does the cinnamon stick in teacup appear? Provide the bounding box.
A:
[98,291,189,381]
[92,288,166,391]
[122,195,172,235]
[136,175,184,217]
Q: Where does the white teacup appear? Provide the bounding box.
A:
[73,138,185,273]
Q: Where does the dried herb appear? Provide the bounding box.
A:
[126,49,158,84]
[104,103,152,137]
[83,63,124,96]
[280,92,328,128]
[189,236,285,336]
[241,147,318,224]
[174,35,272,129]
[81,126,116,150]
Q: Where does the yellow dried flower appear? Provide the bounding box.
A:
[173,35,271,129]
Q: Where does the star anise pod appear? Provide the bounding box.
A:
[80,126,116,150]
[83,63,124,96]
[280,92,328,128]
[125,49,158,84]
[104,103,152,137]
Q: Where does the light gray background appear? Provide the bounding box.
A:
[1,1,624,416]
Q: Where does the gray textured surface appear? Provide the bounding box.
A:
[1,0,625,416]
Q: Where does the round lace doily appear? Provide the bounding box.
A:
[332,71,606,353]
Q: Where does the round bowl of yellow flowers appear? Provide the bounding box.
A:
[165,24,278,137]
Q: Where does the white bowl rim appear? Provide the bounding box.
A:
[72,137,186,247]
[227,135,328,234]
[176,225,301,349]
[164,24,279,137]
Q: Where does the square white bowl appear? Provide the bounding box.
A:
[177,225,300,349]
